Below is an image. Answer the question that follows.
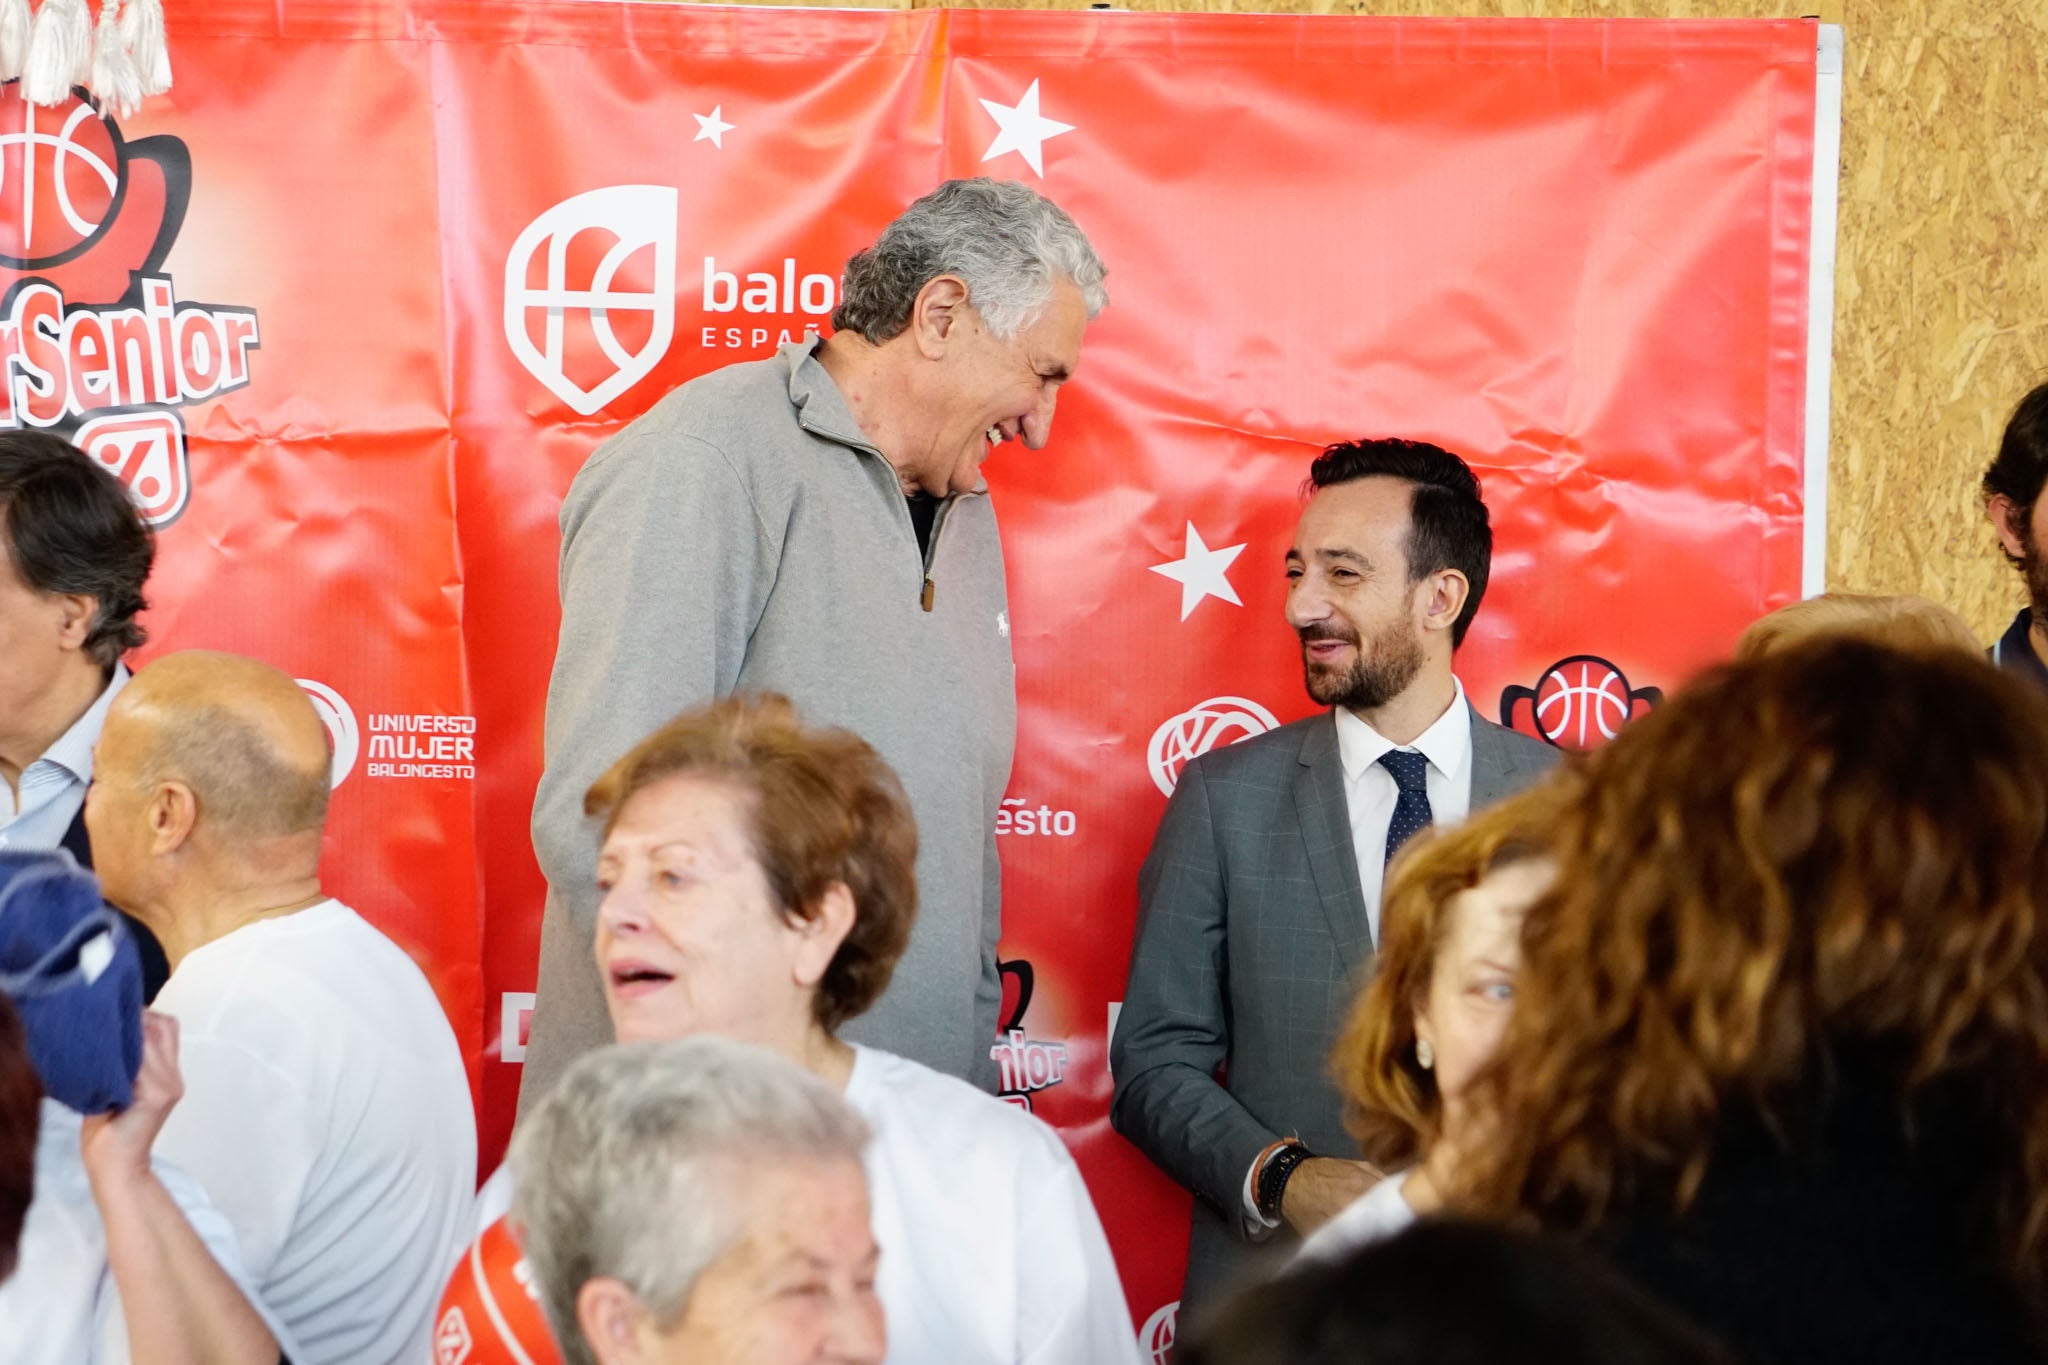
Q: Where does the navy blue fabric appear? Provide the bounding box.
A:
[1992,608,2048,691]
[0,848,143,1113]
[1377,748,1434,867]
[59,802,168,1001]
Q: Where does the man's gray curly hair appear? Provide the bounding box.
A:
[832,178,1107,343]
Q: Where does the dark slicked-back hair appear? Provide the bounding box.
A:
[1984,381,2048,567]
[0,430,153,671]
[1307,439,1491,647]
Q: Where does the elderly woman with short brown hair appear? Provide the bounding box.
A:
[460,693,1139,1365]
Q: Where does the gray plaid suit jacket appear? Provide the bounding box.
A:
[1109,704,1559,1313]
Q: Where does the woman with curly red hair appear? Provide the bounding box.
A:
[1456,637,2048,1364]
[1301,780,1569,1262]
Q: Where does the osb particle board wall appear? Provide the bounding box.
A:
[676,0,2048,640]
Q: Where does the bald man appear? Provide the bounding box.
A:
[84,651,476,1365]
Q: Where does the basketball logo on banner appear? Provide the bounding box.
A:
[0,83,258,530]
[1147,696,1279,796]
[297,679,360,788]
[79,409,187,524]
[1499,655,1662,751]
[1139,1301,1178,1364]
[504,184,678,416]
[0,98,118,260]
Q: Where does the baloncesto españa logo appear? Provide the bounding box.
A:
[0,84,260,527]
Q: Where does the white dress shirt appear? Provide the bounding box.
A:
[1294,1168,1417,1265]
[1333,678,1474,944]
[1243,681,1474,1229]
[0,664,128,852]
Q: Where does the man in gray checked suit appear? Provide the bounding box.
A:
[1111,439,1559,1314]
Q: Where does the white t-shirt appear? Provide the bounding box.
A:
[151,899,477,1365]
[846,1045,1142,1365]
[1294,1168,1417,1266]
[0,1099,299,1364]
[480,1044,1141,1365]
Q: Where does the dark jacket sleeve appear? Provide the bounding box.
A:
[1110,758,1279,1230]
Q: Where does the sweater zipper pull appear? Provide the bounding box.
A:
[921,577,935,612]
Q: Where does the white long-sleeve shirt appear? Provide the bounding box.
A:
[2,1098,301,1364]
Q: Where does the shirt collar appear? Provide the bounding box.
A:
[37,663,129,784]
[1993,608,2048,687]
[783,336,877,454]
[1334,676,1471,786]
[782,336,990,499]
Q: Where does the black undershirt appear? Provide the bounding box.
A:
[906,492,940,556]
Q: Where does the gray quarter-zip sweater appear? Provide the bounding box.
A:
[519,339,1016,1113]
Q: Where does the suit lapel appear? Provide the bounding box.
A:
[1292,712,1373,974]
[59,802,94,868]
[1469,716,1523,809]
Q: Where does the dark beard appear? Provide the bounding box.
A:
[2025,536,2048,622]
[1300,620,1426,711]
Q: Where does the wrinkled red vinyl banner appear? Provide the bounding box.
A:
[31,1,1813,1340]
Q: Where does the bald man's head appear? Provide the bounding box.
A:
[100,651,332,844]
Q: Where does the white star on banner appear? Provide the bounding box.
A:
[693,106,735,149]
[1150,523,1246,621]
[978,80,1074,178]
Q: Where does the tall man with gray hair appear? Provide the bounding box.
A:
[523,179,1108,1110]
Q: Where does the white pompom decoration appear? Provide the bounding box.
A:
[0,0,33,84]
[24,0,91,106]
[89,0,140,118]
[117,0,165,96]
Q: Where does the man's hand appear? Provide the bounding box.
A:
[1280,1156,1383,1235]
[81,1011,184,1194]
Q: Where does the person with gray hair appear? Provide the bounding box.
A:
[512,1036,885,1365]
[524,178,1108,1108]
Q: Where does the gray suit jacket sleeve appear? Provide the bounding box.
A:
[1110,760,1279,1224]
[519,431,778,1117]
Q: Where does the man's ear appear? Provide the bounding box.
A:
[146,781,199,856]
[53,592,98,653]
[1417,569,1471,641]
[909,275,972,359]
[1990,494,2032,561]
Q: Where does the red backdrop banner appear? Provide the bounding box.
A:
[32,2,1815,1347]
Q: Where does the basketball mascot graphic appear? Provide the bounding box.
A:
[1499,655,1662,751]
[0,80,259,529]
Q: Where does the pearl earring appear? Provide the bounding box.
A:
[1416,1037,1434,1069]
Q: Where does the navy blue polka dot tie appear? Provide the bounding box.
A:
[1378,749,1434,867]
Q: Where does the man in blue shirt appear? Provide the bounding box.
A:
[1984,383,2048,687]
[0,431,166,994]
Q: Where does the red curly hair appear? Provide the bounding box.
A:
[1456,638,2048,1297]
